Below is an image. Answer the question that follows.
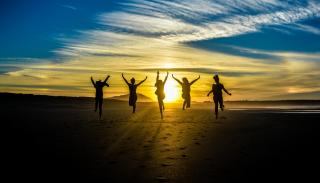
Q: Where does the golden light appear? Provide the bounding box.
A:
[164,79,180,102]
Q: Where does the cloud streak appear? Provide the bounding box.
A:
[57,0,320,57]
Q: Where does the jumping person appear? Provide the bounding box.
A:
[207,74,231,119]
[172,74,200,110]
[91,75,110,119]
[122,73,147,113]
[155,71,169,119]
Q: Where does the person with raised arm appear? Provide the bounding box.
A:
[207,74,231,119]
[122,73,147,113]
[155,70,169,119]
[172,74,200,110]
[90,75,110,119]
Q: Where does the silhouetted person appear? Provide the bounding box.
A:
[122,73,147,113]
[91,75,110,119]
[172,74,200,110]
[207,75,231,119]
[155,71,169,119]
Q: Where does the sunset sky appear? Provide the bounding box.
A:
[1,0,320,101]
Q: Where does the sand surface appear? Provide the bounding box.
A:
[2,95,320,182]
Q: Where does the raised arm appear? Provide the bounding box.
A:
[190,75,200,85]
[163,71,169,84]
[103,75,110,83]
[103,75,110,87]
[155,71,159,86]
[222,85,232,96]
[137,76,148,86]
[90,77,96,87]
[122,73,129,85]
[172,74,182,85]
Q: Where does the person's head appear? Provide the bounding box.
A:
[182,77,188,84]
[130,77,135,84]
[96,80,102,84]
[213,75,219,83]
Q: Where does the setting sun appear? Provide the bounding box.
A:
[164,79,180,102]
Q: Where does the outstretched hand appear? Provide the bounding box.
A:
[229,93,232,96]
[157,70,159,75]
[166,71,169,76]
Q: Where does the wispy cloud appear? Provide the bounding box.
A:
[128,67,266,77]
[59,4,77,11]
[57,0,320,57]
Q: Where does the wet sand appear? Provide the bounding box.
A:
[2,94,320,182]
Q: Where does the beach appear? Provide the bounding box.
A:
[2,94,320,182]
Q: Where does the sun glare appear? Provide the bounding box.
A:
[164,79,180,102]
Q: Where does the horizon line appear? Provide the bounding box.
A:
[1,92,320,102]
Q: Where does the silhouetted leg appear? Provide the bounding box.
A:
[133,103,136,113]
[162,96,165,111]
[214,97,218,119]
[183,100,186,110]
[186,96,191,108]
[99,99,103,119]
[95,98,98,112]
[219,97,224,111]
[158,100,163,119]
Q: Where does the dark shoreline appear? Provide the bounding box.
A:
[2,92,320,182]
[2,92,320,104]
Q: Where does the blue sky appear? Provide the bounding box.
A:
[0,0,118,58]
[1,0,320,100]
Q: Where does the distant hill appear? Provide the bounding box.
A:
[108,93,153,102]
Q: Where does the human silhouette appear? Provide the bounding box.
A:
[172,74,200,110]
[91,75,110,119]
[122,73,147,113]
[207,74,231,119]
[155,71,169,119]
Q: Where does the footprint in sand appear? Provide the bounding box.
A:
[160,148,171,152]
[155,176,169,182]
[195,142,201,145]
[138,164,146,168]
[179,146,187,150]
[63,122,71,128]
[161,162,174,167]
[98,145,107,150]
[108,160,118,165]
